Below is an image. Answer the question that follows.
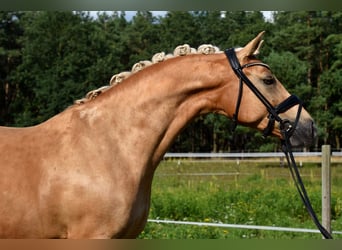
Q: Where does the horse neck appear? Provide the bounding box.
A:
[73,53,230,172]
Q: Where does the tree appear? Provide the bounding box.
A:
[88,11,128,85]
[119,11,162,66]
[0,11,23,125]
[264,51,311,99]
[11,11,125,126]
[12,12,86,124]
[270,11,342,149]
[158,11,201,50]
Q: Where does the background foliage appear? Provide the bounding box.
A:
[0,11,341,152]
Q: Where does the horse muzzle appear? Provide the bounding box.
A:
[287,119,317,147]
[263,95,316,147]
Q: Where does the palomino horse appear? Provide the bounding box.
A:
[0,32,315,238]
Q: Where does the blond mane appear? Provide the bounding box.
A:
[74,44,221,105]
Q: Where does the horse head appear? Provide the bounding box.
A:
[224,31,316,147]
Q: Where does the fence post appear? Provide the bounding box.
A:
[321,145,331,236]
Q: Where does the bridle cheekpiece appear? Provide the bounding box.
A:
[224,48,302,139]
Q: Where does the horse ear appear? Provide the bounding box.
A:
[239,31,265,58]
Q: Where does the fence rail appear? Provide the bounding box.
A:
[147,219,342,235]
[164,151,342,158]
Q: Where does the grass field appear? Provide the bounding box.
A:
[138,158,342,239]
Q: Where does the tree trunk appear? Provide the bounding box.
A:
[335,134,340,150]
[212,131,217,153]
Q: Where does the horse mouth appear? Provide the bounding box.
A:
[288,119,317,147]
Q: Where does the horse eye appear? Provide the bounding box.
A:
[263,76,275,85]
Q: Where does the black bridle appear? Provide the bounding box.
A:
[225,48,333,239]
[225,48,302,138]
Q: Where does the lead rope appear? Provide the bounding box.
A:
[281,136,333,239]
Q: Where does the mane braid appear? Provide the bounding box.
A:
[74,44,221,105]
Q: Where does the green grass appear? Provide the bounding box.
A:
[138,159,342,239]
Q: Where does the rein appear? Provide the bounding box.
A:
[224,48,333,239]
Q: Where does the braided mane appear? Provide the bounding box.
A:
[74,44,221,105]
